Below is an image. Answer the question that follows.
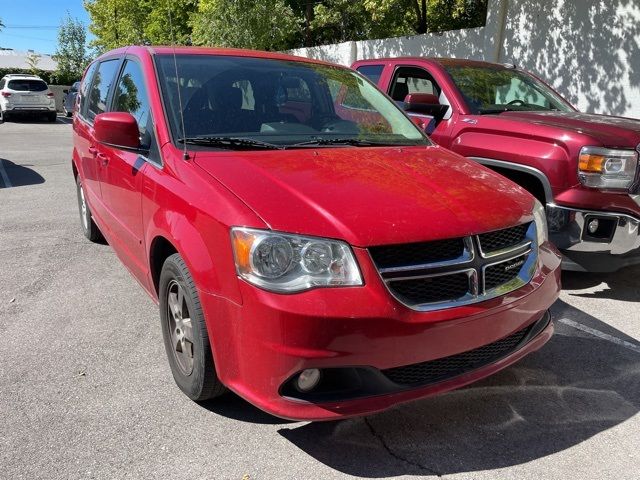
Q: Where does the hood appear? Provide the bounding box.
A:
[494,111,640,148]
[194,146,534,247]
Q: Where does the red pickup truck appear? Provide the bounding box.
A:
[353,58,640,272]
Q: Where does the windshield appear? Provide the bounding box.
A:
[444,65,573,114]
[7,79,48,92]
[154,54,430,149]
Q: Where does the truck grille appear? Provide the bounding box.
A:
[382,322,532,386]
[369,222,536,311]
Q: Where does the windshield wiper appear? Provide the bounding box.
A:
[290,137,395,147]
[177,136,283,150]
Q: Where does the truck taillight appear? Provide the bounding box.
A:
[47,92,55,97]
[1,92,11,97]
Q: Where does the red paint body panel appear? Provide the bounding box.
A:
[72,47,561,421]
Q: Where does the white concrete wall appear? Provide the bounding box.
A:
[290,0,640,119]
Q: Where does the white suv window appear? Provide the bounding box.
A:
[7,79,48,92]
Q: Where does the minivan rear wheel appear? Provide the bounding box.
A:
[159,253,226,401]
[76,175,103,242]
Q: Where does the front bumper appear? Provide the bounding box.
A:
[547,204,640,272]
[200,244,561,421]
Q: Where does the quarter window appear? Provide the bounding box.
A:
[113,59,152,144]
[87,59,119,122]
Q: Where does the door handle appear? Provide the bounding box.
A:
[97,153,109,167]
[88,146,97,155]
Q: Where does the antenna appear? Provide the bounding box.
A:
[167,3,189,160]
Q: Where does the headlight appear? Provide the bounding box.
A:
[532,199,548,246]
[578,146,638,190]
[231,227,363,293]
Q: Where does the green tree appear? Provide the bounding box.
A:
[84,0,147,52]
[54,14,89,83]
[25,52,41,75]
[191,0,300,51]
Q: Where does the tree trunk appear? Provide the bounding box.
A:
[414,0,428,34]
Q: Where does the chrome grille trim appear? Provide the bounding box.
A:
[370,222,538,312]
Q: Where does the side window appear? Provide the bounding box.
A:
[356,65,384,85]
[390,67,440,102]
[79,62,98,118]
[86,59,119,122]
[113,59,152,144]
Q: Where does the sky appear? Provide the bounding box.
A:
[0,0,92,55]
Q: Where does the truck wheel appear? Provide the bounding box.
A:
[159,253,226,401]
[76,175,103,242]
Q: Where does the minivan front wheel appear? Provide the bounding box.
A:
[159,253,226,401]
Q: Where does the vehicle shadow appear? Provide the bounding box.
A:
[276,300,640,476]
[1,115,71,125]
[198,391,294,425]
[561,265,640,302]
[0,158,45,188]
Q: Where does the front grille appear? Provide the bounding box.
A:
[369,238,464,269]
[478,223,530,254]
[390,272,470,305]
[484,254,527,290]
[370,222,536,311]
[382,324,531,386]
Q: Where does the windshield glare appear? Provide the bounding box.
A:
[155,54,429,148]
[445,66,572,114]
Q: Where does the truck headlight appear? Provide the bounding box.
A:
[231,227,363,293]
[578,146,638,190]
[532,199,548,247]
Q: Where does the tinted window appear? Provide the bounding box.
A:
[0,79,5,89]
[356,65,384,85]
[390,67,439,102]
[7,79,48,92]
[87,59,119,121]
[79,62,99,118]
[113,60,152,144]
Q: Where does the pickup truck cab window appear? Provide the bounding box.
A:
[356,64,384,84]
[154,54,428,148]
[87,59,120,122]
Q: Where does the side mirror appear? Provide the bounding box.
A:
[63,89,69,94]
[403,93,448,122]
[94,112,141,150]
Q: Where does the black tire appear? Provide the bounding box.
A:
[75,175,103,242]
[159,253,226,401]
[0,110,9,123]
[47,112,57,122]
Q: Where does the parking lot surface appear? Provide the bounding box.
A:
[1,119,639,479]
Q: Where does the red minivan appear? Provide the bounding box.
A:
[72,46,561,421]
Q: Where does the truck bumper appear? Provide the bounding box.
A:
[547,204,640,272]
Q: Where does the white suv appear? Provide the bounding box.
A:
[0,74,57,122]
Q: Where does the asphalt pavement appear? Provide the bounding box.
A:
[1,118,639,480]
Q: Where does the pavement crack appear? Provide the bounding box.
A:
[363,417,442,477]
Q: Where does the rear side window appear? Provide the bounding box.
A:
[0,79,5,89]
[87,59,120,122]
[7,79,48,92]
[79,62,99,119]
[356,65,384,85]
[113,59,152,145]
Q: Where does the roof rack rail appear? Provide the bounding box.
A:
[3,73,43,79]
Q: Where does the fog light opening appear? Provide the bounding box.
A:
[296,369,321,392]
[587,218,599,234]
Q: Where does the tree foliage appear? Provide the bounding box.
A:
[84,0,488,52]
[54,14,89,83]
[191,0,300,51]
